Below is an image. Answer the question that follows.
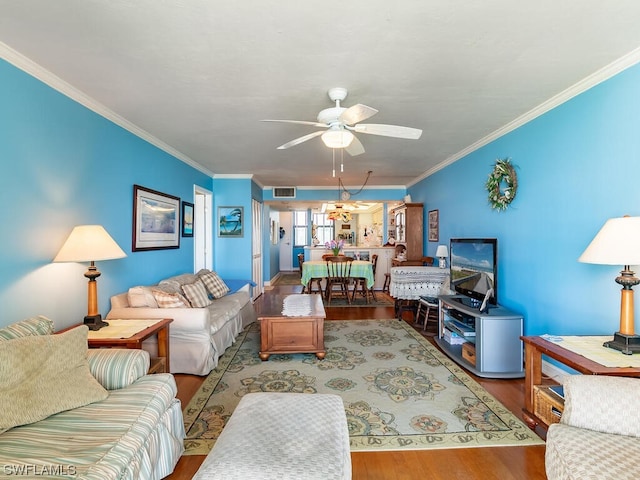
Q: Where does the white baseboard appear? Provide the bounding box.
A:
[265,272,282,287]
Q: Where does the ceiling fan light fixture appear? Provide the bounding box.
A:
[327,205,352,222]
[321,128,354,148]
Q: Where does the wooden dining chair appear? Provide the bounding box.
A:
[352,254,377,303]
[298,253,322,295]
[325,256,353,305]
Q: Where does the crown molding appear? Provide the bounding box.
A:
[264,184,405,191]
[0,42,214,177]
[408,46,640,187]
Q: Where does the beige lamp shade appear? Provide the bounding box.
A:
[54,225,126,262]
[579,216,640,265]
[436,245,449,258]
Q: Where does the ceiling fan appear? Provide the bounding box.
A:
[262,87,422,156]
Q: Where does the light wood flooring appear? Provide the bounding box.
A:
[166,284,547,479]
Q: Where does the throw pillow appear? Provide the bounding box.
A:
[151,289,191,308]
[181,280,213,308]
[198,270,230,299]
[0,326,108,434]
[127,286,158,308]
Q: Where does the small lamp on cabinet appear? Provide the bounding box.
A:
[579,215,640,354]
[436,245,449,269]
[53,225,126,331]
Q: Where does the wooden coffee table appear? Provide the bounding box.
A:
[257,294,326,361]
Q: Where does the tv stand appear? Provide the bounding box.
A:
[452,296,481,309]
[435,295,524,378]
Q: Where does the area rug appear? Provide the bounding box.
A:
[273,272,303,285]
[323,291,395,307]
[182,319,543,455]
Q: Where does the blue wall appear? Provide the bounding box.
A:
[4,53,640,339]
[211,178,255,279]
[410,62,640,337]
[0,60,212,329]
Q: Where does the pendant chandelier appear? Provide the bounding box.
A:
[327,206,352,222]
[326,171,373,222]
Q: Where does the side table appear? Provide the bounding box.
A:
[521,335,640,431]
[85,318,172,374]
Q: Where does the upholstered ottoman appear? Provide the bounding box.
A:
[193,392,352,480]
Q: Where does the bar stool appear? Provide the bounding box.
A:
[415,295,439,332]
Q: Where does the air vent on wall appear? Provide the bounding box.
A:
[273,187,296,198]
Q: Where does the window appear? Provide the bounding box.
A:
[313,213,334,245]
[293,211,308,246]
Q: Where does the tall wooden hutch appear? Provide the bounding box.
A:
[390,203,424,263]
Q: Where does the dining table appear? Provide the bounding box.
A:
[301,260,375,289]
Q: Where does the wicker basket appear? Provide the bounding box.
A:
[461,342,476,366]
[533,385,564,426]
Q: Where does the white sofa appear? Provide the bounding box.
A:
[107,270,257,376]
[545,375,640,480]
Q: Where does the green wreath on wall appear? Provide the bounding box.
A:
[486,158,518,211]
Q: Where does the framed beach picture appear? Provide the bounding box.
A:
[182,201,194,237]
[132,185,180,251]
[218,206,244,237]
[428,209,439,242]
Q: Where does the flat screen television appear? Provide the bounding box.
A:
[449,238,498,306]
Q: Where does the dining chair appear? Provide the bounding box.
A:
[325,256,354,305]
[421,256,435,266]
[298,253,323,295]
[352,254,377,303]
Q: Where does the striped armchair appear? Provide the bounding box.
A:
[545,375,640,480]
[0,316,185,480]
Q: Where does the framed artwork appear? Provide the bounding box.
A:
[218,206,244,237]
[182,201,194,237]
[428,209,439,242]
[132,185,180,251]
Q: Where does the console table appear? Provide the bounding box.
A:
[389,266,448,319]
[521,335,640,430]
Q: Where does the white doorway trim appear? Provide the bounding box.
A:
[194,186,213,272]
[251,199,264,300]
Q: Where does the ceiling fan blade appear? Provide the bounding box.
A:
[354,123,422,139]
[339,104,378,125]
[262,119,327,128]
[276,130,325,149]
[345,135,365,156]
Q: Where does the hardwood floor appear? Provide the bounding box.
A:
[167,284,547,479]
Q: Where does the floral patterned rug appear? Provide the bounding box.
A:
[182,319,543,455]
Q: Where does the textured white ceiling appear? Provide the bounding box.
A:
[2,1,640,188]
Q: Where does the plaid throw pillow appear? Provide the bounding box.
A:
[151,289,191,308]
[198,271,230,299]
[181,280,213,308]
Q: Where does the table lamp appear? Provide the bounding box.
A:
[436,245,449,269]
[579,215,640,354]
[54,225,126,330]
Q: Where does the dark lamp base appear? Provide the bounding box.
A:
[84,314,109,331]
[603,332,640,355]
